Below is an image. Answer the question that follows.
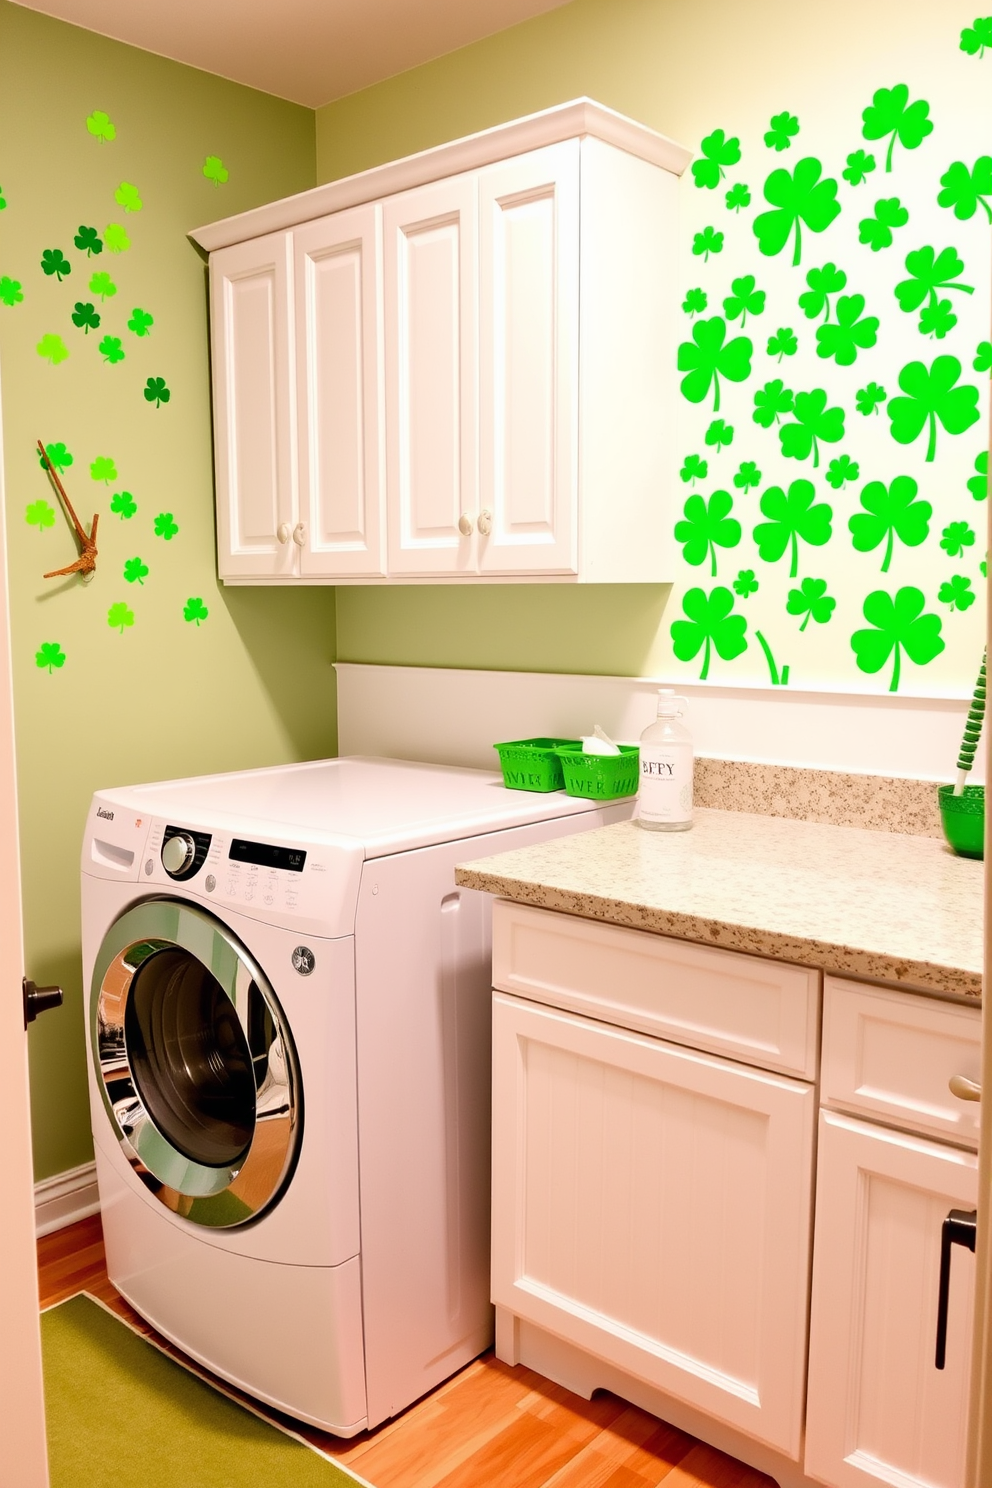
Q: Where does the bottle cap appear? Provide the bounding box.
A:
[656,688,688,716]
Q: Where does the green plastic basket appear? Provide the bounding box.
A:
[555,744,640,800]
[494,738,579,792]
[937,783,984,860]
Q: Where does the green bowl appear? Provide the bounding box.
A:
[937,783,985,860]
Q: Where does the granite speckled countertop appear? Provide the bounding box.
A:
[455,809,984,998]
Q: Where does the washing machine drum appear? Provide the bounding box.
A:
[90,899,301,1229]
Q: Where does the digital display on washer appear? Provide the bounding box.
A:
[229,839,307,873]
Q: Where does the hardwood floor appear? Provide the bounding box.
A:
[38,1215,774,1488]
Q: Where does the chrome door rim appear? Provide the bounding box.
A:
[90,898,301,1229]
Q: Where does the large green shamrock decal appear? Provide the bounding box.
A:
[851,587,943,692]
[765,112,799,152]
[128,307,154,337]
[825,455,859,490]
[680,454,708,485]
[734,461,762,492]
[843,150,876,187]
[692,129,741,189]
[183,597,210,626]
[107,602,134,634]
[86,110,115,142]
[779,390,845,467]
[674,491,741,576]
[25,500,55,531]
[894,247,974,339]
[887,356,980,462]
[683,288,707,316]
[154,512,179,540]
[0,276,23,307]
[203,156,229,186]
[38,441,72,474]
[815,294,878,366]
[798,263,847,322]
[105,223,130,253]
[858,197,909,251]
[110,491,136,519]
[123,557,148,585]
[753,479,832,576]
[848,475,931,572]
[726,183,751,212]
[861,85,933,173]
[937,158,992,223]
[144,376,171,408]
[753,378,794,427]
[723,275,765,325]
[941,521,976,558]
[71,301,100,333]
[90,456,117,484]
[677,318,752,411]
[705,419,733,453]
[90,271,117,300]
[35,642,65,673]
[41,249,71,281]
[975,342,992,373]
[115,182,142,213]
[74,226,102,256]
[692,227,724,261]
[939,576,975,612]
[960,17,992,55]
[36,334,68,365]
[767,327,797,361]
[753,158,840,267]
[99,335,124,364]
[969,451,988,501]
[856,382,886,415]
[670,586,747,681]
[787,577,836,630]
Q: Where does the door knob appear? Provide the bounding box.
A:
[23,978,63,1029]
[949,1074,981,1102]
[292,523,307,547]
[457,512,474,537]
[276,523,291,544]
[478,508,493,536]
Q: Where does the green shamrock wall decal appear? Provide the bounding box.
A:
[677,318,752,411]
[855,381,887,415]
[779,389,845,466]
[798,263,847,321]
[143,376,170,407]
[848,475,931,571]
[680,454,708,485]
[41,249,71,281]
[674,491,742,576]
[894,247,973,341]
[861,85,933,172]
[723,275,766,325]
[765,112,799,152]
[842,150,876,186]
[203,156,229,186]
[127,307,153,337]
[670,586,747,680]
[787,577,836,629]
[692,129,741,189]
[816,295,879,365]
[975,341,992,373]
[753,479,832,576]
[107,602,134,634]
[753,631,790,686]
[183,597,209,626]
[887,356,980,461]
[86,110,115,142]
[90,456,117,484]
[941,521,976,557]
[0,185,6,209]
[99,335,124,364]
[110,491,136,519]
[753,158,840,267]
[851,587,943,691]
[153,512,179,540]
[919,302,958,339]
[825,455,860,490]
[960,18,992,56]
[90,271,117,300]
[767,327,797,361]
[705,419,734,453]
[104,223,130,253]
[733,569,759,598]
[71,301,100,333]
[35,642,65,673]
[939,576,975,612]
[734,461,762,492]
[74,226,102,256]
[36,334,68,365]
[726,183,751,212]
[123,557,148,584]
[115,182,142,213]
[858,197,909,251]
[753,378,795,427]
[937,158,992,222]
[25,500,55,531]
[682,288,707,316]
[692,227,724,260]
[37,442,72,473]
[969,452,988,501]
[0,276,24,307]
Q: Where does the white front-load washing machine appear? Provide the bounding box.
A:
[82,756,631,1435]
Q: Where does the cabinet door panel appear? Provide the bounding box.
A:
[491,993,815,1457]
[295,206,384,577]
[478,142,579,574]
[805,1110,977,1488]
[210,233,296,578]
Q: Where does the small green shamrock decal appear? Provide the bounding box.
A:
[203,156,229,186]
[670,586,747,680]
[983,555,988,578]
[765,112,799,152]
[960,18,992,56]
[115,182,142,213]
[110,491,137,519]
[71,301,100,333]
[183,597,210,626]
[692,129,741,189]
[939,576,975,612]
[858,197,909,251]
[74,226,102,256]
[895,246,973,342]
[753,378,795,427]
[41,249,71,281]
[937,158,992,223]
[128,307,154,337]
[767,327,798,361]
[753,157,840,267]
[677,318,752,411]
[798,263,847,321]
[0,185,5,209]
[887,356,980,461]
[815,294,878,366]
[144,376,170,408]
[779,389,845,466]
[941,521,976,558]
[919,301,958,340]
[38,441,72,473]
[90,271,117,300]
[154,512,179,540]
[35,642,65,673]
[705,419,734,453]
[123,557,148,585]
[0,276,23,307]
[855,381,887,415]
[674,491,741,575]
[975,341,992,373]
[723,274,765,325]
[726,183,751,212]
[861,85,933,173]
[86,110,115,142]
[753,479,832,577]
[99,335,124,364]
[851,587,943,692]
[104,223,130,253]
[25,500,55,531]
[36,334,68,365]
[692,227,724,261]
[843,150,876,187]
[91,456,117,484]
[849,475,931,572]
[680,454,709,485]
[733,569,759,598]
[682,288,707,316]
[825,455,860,490]
[968,451,988,501]
[787,577,836,630]
[734,461,762,493]
[107,602,134,634]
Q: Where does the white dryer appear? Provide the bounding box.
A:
[82,756,631,1435]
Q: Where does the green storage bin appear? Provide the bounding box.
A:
[494,737,579,792]
[555,743,640,800]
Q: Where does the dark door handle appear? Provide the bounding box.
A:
[935,1207,977,1368]
[23,977,63,1029]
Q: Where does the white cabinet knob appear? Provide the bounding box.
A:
[949,1074,981,1102]
[292,522,307,547]
[478,508,493,537]
[458,512,474,537]
[276,523,291,544]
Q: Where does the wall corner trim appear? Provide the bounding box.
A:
[35,1161,99,1238]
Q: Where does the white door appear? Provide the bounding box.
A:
[491,993,816,1458]
[478,141,579,575]
[295,205,385,578]
[210,232,297,579]
[0,366,49,1483]
[805,1109,978,1488]
[383,176,478,576]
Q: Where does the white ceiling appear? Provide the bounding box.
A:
[10,0,574,107]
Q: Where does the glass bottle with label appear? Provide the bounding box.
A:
[637,690,693,831]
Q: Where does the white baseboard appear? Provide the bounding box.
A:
[35,1160,100,1238]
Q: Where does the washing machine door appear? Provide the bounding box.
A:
[90,898,301,1229]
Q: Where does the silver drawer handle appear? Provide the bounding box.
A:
[949,1074,981,1102]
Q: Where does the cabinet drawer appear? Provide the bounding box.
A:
[492,900,819,1079]
[822,978,981,1148]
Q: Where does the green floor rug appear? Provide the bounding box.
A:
[42,1294,369,1488]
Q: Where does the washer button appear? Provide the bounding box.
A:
[144,859,154,876]
[204,874,216,893]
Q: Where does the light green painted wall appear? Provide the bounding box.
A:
[0,3,332,1180]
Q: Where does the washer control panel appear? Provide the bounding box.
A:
[161,825,212,881]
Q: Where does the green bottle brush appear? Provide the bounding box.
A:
[938,651,985,859]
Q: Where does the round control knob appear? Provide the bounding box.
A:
[162,833,196,876]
